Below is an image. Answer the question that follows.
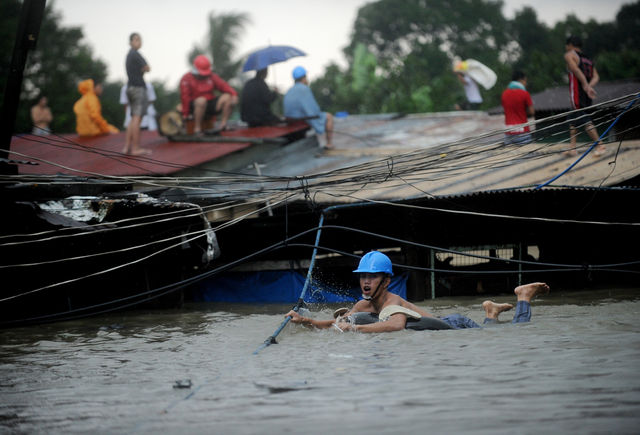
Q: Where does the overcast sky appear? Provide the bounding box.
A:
[53,0,632,90]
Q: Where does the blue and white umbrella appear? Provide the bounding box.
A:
[242,45,306,72]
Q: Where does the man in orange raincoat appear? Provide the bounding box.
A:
[73,79,119,136]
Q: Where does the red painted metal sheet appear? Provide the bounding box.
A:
[9,122,309,177]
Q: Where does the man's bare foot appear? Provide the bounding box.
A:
[593,145,606,157]
[129,147,152,156]
[482,300,514,320]
[563,148,578,157]
[514,282,550,302]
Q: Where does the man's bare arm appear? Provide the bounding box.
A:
[336,313,407,333]
[286,310,335,329]
[565,51,596,99]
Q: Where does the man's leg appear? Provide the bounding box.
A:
[123,87,151,155]
[215,93,236,130]
[324,112,334,148]
[511,282,550,323]
[585,122,605,156]
[127,114,150,156]
[440,313,482,329]
[123,119,132,154]
[565,124,578,156]
[193,96,208,134]
[482,301,514,324]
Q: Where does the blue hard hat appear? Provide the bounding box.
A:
[292,66,307,80]
[353,251,393,276]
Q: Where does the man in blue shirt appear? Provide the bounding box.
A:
[283,66,334,148]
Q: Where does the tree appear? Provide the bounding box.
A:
[187,11,250,82]
[616,1,640,51]
[347,0,509,70]
[596,2,640,81]
[316,0,512,114]
[1,0,111,133]
[507,7,564,93]
[314,0,639,116]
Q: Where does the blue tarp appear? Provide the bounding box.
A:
[190,270,408,303]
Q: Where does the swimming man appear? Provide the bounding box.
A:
[286,251,550,333]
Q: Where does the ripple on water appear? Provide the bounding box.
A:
[1,293,640,433]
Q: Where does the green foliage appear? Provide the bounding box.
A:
[151,80,181,116]
[188,11,250,81]
[2,0,111,133]
[596,50,640,81]
[1,3,247,135]
[3,0,639,138]
[101,82,125,131]
[313,0,640,116]
[410,85,434,112]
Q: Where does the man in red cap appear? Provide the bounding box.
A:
[179,54,238,134]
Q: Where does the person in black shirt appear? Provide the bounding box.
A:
[240,68,282,127]
[124,32,152,155]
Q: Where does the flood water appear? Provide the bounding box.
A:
[1,287,640,434]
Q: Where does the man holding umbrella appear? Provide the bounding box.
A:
[240,68,282,127]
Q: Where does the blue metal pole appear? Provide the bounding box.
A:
[253,213,326,354]
[535,95,639,190]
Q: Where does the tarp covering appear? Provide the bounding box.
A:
[190,270,407,303]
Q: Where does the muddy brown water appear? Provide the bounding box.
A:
[1,287,639,434]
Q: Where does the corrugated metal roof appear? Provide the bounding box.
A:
[9,122,310,177]
[11,110,640,207]
[183,111,640,205]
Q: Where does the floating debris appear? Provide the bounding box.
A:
[173,379,192,389]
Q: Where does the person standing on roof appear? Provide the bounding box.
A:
[286,251,550,332]
[501,70,535,145]
[283,66,334,149]
[179,54,238,135]
[123,32,152,156]
[73,79,119,137]
[454,61,483,110]
[564,35,605,157]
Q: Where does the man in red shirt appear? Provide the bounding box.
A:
[501,70,534,145]
[179,54,238,134]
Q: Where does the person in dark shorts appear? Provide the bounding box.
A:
[564,35,605,157]
[179,55,238,135]
[123,32,152,156]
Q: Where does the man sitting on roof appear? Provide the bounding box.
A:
[240,68,282,127]
[179,54,238,135]
[283,66,334,149]
[286,251,550,333]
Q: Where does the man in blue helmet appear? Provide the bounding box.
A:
[283,66,334,149]
[286,251,549,333]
